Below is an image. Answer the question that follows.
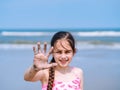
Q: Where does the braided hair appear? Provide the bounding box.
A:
[47,31,75,90]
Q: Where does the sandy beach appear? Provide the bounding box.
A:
[0,47,120,90]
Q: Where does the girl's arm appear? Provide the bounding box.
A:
[80,70,84,90]
[24,65,45,82]
[73,67,84,90]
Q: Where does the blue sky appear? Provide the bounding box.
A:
[0,0,120,29]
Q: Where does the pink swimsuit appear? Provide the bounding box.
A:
[42,76,81,90]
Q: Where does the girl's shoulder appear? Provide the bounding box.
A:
[71,67,83,77]
[72,67,83,72]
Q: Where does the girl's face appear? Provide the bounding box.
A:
[53,39,75,68]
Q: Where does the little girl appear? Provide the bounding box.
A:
[24,31,84,90]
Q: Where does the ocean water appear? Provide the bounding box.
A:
[0,28,120,50]
[0,29,120,90]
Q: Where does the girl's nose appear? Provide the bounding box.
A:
[60,53,68,60]
[61,53,66,57]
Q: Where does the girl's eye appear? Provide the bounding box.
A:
[65,51,70,53]
[65,50,72,54]
[54,50,72,54]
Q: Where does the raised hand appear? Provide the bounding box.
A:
[33,42,57,71]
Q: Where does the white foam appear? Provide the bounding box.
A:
[2,31,120,37]
[0,44,34,50]
[76,42,120,50]
[1,43,120,50]
[77,31,120,37]
[1,31,54,36]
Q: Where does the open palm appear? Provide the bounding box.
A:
[33,42,57,71]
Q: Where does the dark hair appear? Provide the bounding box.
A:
[47,31,75,90]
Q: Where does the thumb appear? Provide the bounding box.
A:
[48,63,58,68]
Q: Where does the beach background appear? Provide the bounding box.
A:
[1,0,120,90]
[0,29,120,90]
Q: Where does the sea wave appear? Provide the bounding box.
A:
[0,44,34,50]
[77,31,120,37]
[76,41,120,50]
[1,31,54,36]
[1,42,120,50]
[1,31,120,37]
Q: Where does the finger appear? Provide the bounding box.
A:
[46,47,53,57]
[43,42,47,54]
[33,46,37,55]
[37,42,41,53]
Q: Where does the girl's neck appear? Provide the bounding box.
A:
[55,66,71,74]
